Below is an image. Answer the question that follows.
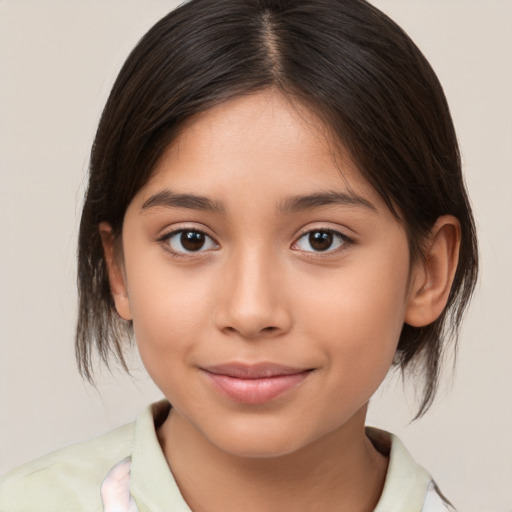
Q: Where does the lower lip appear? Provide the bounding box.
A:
[203,371,311,405]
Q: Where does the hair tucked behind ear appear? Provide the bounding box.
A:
[76,0,478,417]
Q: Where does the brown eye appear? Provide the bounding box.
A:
[181,231,206,251]
[309,231,333,251]
[166,229,217,254]
[294,229,347,253]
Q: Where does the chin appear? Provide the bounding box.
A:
[215,433,306,459]
[198,415,322,460]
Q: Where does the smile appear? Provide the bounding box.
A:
[201,363,313,405]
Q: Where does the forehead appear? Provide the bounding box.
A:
[138,90,385,213]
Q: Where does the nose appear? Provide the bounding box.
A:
[214,247,292,340]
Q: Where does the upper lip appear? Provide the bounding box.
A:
[202,363,312,379]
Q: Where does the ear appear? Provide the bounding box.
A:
[99,222,133,321]
[405,215,461,327]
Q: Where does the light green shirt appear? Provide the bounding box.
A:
[0,401,454,512]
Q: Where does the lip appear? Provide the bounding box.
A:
[201,363,313,404]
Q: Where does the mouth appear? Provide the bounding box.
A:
[200,363,313,405]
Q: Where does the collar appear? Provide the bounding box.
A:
[367,427,433,511]
[127,401,434,512]
[130,401,192,512]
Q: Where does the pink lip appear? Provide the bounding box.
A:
[201,363,312,405]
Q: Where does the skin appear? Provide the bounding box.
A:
[101,90,460,511]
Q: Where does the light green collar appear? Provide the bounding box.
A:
[130,401,192,512]
[128,402,434,512]
[368,427,433,512]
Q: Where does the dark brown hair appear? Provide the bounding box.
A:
[76,0,478,417]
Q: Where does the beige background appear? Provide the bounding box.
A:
[0,1,511,510]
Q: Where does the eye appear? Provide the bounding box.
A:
[293,229,349,253]
[164,229,218,254]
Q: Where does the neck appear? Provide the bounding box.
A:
[158,406,388,512]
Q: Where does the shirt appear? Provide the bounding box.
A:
[0,401,454,512]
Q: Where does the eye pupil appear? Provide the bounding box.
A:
[181,231,205,251]
[309,231,333,251]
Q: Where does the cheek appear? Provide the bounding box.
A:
[125,259,216,372]
[296,249,409,393]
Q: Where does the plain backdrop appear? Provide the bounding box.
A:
[0,1,511,511]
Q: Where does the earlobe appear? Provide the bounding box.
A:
[405,215,461,327]
[99,222,133,321]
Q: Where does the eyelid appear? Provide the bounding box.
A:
[156,221,217,241]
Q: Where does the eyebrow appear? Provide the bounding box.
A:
[141,190,225,213]
[277,191,377,214]
[140,189,377,215]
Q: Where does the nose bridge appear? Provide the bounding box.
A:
[216,242,290,338]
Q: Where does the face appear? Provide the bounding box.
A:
[112,90,419,458]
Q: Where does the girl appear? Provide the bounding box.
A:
[0,0,478,511]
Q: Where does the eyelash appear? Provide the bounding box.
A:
[157,228,218,259]
[157,227,354,259]
[292,229,354,257]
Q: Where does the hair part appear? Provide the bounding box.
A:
[76,0,478,418]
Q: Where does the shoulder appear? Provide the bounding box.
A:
[0,421,135,512]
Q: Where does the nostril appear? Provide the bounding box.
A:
[222,325,281,338]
